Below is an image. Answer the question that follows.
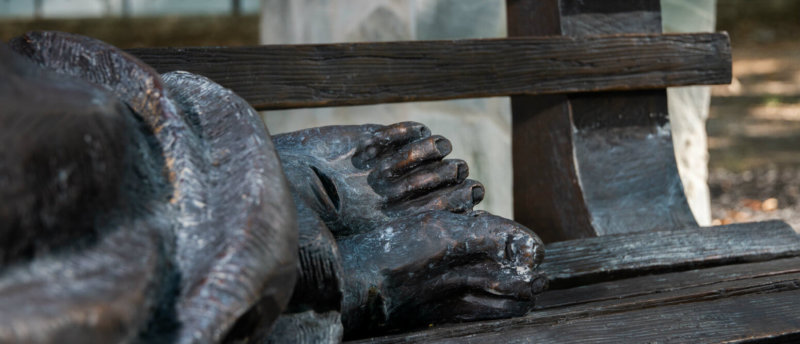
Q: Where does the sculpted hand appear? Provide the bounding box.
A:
[336,210,546,336]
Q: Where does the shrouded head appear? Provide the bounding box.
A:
[0,43,130,265]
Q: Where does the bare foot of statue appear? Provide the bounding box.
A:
[274,122,485,236]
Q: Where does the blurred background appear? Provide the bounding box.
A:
[707,1,800,229]
[0,0,261,47]
[1,0,798,228]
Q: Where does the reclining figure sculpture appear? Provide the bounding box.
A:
[0,32,546,343]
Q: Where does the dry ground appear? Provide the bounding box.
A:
[708,26,800,229]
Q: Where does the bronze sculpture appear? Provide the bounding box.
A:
[0,32,546,343]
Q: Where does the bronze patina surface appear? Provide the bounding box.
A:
[0,32,545,343]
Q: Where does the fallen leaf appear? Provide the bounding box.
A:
[762,197,779,211]
[742,198,762,211]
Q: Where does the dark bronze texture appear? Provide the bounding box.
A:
[0,32,546,343]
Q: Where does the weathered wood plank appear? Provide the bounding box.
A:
[536,256,800,310]
[127,33,731,110]
[354,222,800,343]
[510,94,596,240]
[508,0,700,242]
[359,288,800,343]
[503,290,800,344]
[357,258,800,343]
[542,220,800,289]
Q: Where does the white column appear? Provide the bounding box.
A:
[663,0,717,225]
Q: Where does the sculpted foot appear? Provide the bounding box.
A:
[275,122,484,236]
[336,210,546,337]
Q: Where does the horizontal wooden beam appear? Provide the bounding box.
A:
[362,289,800,343]
[358,258,800,343]
[536,256,800,310]
[128,33,731,110]
[354,220,800,342]
[541,220,800,289]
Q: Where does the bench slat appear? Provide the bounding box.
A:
[360,288,800,343]
[128,33,731,110]
[508,0,698,242]
[352,221,800,342]
[357,258,800,343]
[542,220,800,289]
[537,256,800,310]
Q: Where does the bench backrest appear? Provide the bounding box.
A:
[128,0,732,243]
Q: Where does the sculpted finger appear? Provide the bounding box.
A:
[370,135,454,182]
[353,122,431,168]
[433,263,546,300]
[427,211,544,271]
[384,179,484,216]
[374,121,432,146]
[376,159,466,201]
[465,211,546,270]
[422,292,537,325]
[384,264,545,331]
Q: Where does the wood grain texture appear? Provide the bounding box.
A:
[537,256,800,310]
[355,222,800,343]
[127,33,731,110]
[510,94,595,240]
[508,0,700,242]
[569,91,697,235]
[358,287,800,343]
[541,220,800,289]
[507,0,591,243]
[560,0,662,36]
[506,0,562,36]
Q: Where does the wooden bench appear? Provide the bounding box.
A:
[128,0,800,342]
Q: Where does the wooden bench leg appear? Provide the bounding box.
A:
[507,0,697,242]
